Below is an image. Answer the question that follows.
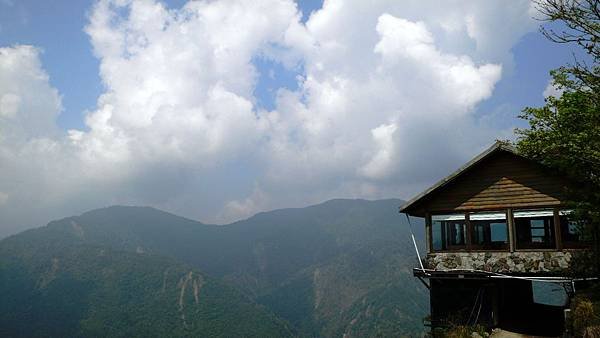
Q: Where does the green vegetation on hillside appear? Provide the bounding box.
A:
[0,226,291,337]
[0,199,428,337]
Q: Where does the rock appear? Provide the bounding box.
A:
[428,251,572,273]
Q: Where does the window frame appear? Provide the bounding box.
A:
[427,207,591,253]
[468,210,510,251]
[429,210,510,253]
[559,210,592,249]
[513,209,557,250]
[431,213,468,252]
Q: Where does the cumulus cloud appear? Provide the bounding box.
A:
[221,185,270,222]
[360,123,398,180]
[543,79,564,98]
[0,45,71,235]
[0,0,537,236]
[0,46,61,139]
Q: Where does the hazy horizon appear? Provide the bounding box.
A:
[0,196,409,239]
[0,0,584,237]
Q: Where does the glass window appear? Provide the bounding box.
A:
[514,209,556,249]
[560,210,590,247]
[432,214,466,251]
[470,211,508,250]
[532,281,568,306]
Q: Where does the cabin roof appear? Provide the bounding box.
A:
[399,141,531,216]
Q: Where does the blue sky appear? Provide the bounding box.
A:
[0,0,324,129]
[0,0,587,236]
[1,0,580,131]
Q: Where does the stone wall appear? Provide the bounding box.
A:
[425,251,572,274]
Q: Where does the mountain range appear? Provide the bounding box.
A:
[0,198,428,337]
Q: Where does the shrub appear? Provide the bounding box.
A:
[572,298,598,336]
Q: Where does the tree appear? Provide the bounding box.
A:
[516,0,600,275]
[536,0,600,92]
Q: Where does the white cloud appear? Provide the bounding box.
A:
[0,45,75,235]
[221,185,270,221]
[0,93,20,118]
[0,0,537,236]
[0,192,8,205]
[543,79,564,98]
[373,14,501,110]
[0,46,62,140]
[360,123,398,180]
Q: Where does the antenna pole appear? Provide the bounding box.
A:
[405,213,425,272]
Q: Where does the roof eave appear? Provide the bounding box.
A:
[399,141,520,216]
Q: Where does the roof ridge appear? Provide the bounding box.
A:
[399,141,519,214]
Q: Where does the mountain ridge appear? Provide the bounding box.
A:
[45,197,406,229]
[0,198,428,337]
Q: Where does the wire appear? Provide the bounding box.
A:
[405,213,427,274]
[472,290,483,326]
[417,267,599,284]
[466,287,483,326]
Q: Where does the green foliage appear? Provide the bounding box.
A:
[434,324,488,338]
[517,0,600,275]
[0,228,292,337]
[0,199,429,337]
[516,75,600,189]
[335,281,429,337]
[516,80,600,244]
[572,298,597,336]
[565,283,600,335]
[257,274,320,336]
[535,0,600,91]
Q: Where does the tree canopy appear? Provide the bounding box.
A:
[516,0,600,274]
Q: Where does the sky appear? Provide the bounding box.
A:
[0,0,585,237]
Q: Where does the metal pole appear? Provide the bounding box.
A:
[405,213,425,272]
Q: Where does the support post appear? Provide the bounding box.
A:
[554,208,563,250]
[507,208,516,252]
[466,212,472,250]
[425,213,432,253]
[441,216,446,251]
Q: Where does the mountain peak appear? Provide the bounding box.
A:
[1,196,425,337]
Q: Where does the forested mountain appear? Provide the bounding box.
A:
[0,224,291,337]
[0,199,428,337]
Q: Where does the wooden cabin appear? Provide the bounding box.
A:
[400,141,589,335]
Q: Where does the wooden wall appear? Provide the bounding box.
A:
[410,151,569,215]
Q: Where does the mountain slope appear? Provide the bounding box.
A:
[0,199,428,337]
[0,226,292,337]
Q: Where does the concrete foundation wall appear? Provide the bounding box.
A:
[426,251,572,273]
